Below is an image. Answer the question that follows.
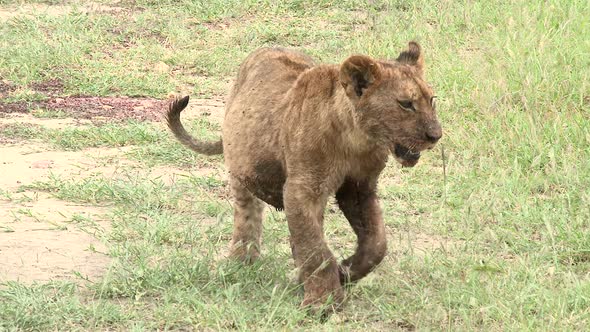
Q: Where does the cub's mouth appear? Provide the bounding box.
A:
[393,144,421,167]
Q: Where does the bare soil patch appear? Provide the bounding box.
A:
[0,135,221,284]
[0,83,227,284]
[0,145,169,283]
[0,143,130,190]
[0,195,110,284]
[0,113,91,129]
[0,143,123,284]
[389,230,461,257]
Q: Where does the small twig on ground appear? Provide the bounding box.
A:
[441,144,447,203]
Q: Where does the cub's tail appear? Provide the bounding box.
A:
[166,96,223,155]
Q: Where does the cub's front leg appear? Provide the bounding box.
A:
[283,178,344,314]
[335,178,387,284]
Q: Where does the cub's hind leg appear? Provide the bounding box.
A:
[229,178,265,263]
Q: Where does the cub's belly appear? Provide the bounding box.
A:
[237,160,286,210]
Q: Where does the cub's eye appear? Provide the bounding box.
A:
[398,100,415,112]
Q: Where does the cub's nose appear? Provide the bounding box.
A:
[425,125,442,143]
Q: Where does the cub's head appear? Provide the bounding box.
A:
[339,41,442,167]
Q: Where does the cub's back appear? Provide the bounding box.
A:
[222,48,314,154]
[225,47,314,118]
[221,48,314,208]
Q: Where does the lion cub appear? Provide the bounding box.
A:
[167,42,442,314]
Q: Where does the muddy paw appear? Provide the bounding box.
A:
[338,264,352,285]
[228,243,260,264]
[300,287,345,320]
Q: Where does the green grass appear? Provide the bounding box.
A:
[1,0,589,330]
[0,121,163,148]
[1,87,48,103]
[0,123,42,139]
[31,108,67,118]
[0,118,222,173]
[0,119,218,165]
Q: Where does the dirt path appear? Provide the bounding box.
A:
[0,141,125,284]
[0,195,110,284]
[0,90,226,284]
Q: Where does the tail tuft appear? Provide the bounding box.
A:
[176,95,190,110]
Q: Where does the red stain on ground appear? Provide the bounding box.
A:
[1,96,166,121]
[0,79,167,121]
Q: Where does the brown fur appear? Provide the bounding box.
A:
[166,42,442,315]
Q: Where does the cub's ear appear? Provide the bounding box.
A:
[339,55,381,99]
[396,41,424,75]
